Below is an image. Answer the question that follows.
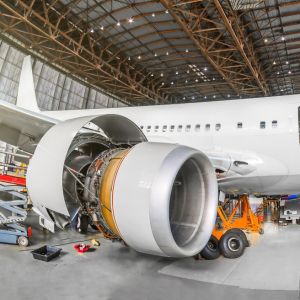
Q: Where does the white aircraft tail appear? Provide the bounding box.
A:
[16,55,40,112]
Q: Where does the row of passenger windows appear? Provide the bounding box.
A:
[140,121,278,133]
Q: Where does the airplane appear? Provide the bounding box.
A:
[0,56,299,258]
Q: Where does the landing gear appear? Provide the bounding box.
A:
[219,231,246,259]
[200,235,221,260]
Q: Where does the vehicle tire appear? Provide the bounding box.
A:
[225,228,250,247]
[200,235,221,260]
[18,236,29,247]
[259,228,264,235]
[296,219,300,225]
[219,231,245,259]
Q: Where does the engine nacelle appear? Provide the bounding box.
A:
[27,114,218,257]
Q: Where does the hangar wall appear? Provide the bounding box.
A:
[0,39,127,111]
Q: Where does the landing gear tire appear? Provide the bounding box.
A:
[219,231,246,259]
[225,228,250,247]
[18,236,29,247]
[200,235,221,260]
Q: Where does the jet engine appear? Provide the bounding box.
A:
[27,114,218,257]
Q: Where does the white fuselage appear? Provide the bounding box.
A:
[43,94,300,195]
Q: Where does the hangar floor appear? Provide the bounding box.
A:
[0,216,298,300]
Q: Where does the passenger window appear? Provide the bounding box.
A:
[195,124,200,132]
[154,125,159,132]
[140,125,144,130]
[186,125,191,132]
[215,123,221,131]
[178,125,183,132]
[146,125,151,132]
[170,125,175,132]
[205,124,210,131]
[162,125,167,132]
[260,121,266,129]
[237,122,243,129]
[272,120,278,128]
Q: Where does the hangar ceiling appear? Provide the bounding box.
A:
[0,0,299,105]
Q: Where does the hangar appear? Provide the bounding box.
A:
[0,0,300,299]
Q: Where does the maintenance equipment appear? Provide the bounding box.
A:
[0,184,31,246]
[200,195,263,259]
[213,194,263,240]
[279,198,300,224]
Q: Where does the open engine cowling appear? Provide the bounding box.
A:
[27,114,218,257]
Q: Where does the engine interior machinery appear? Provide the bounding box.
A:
[26,114,218,257]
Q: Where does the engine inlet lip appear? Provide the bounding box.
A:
[149,146,218,257]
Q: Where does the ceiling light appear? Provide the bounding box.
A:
[161,82,164,85]
[165,9,169,14]
[171,82,174,85]
[176,71,179,75]
[166,52,169,56]
[192,96,195,100]
[195,79,198,82]
[227,94,231,98]
[152,13,155,17]
[160,73,164,77]
[128,57,131,61]
[213,95,216,98]
[204,96,207,99]
[185,80,188,83]
[151,73,154,77]
[212,77,215,81]
[100,26,104,30]
[90,28,94,33]
[273,61,276,65]
[277,72,280,75]
[117,21,121,26]
[187,70,190,74]
[286,61,289,64]
[288,70,292,74]
[281,36,285,41]
[264,38,268,43]
[154,53,157,57]
[185,49,189,53]
[280,88,284,92]
[204,67,208,71]
[138,55,142,60]
[128,17,134,23]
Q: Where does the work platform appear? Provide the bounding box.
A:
[0,184,30,246]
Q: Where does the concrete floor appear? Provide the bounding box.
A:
[0,216,299,300]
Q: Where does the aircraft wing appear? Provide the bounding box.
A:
[0,100,57,153]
